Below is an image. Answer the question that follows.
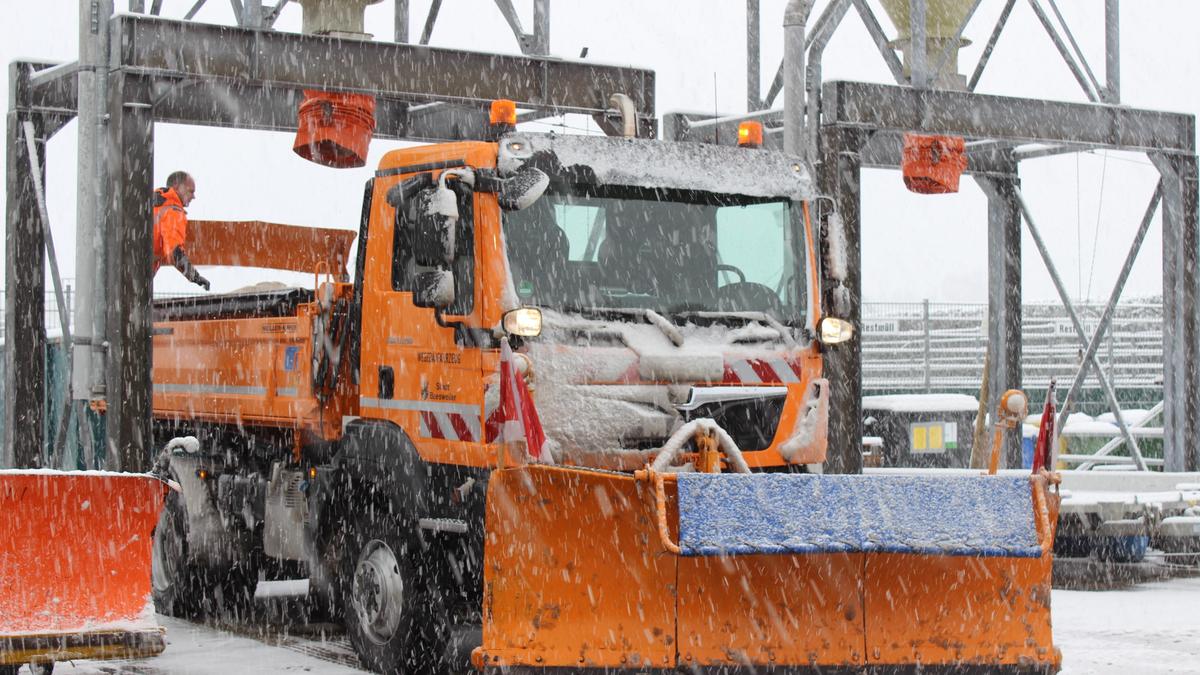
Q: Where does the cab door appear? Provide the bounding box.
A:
[357,167,489,468]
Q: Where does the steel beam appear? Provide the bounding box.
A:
[801,0,853,159]
[111,14,652,116]
[850,0,906,85]
[977,173,1023,469]
[661,109,782,147]
[5,84,46,469]
[783,0,815,158]
[968,0,1016,92]
[103,73,154,472]
[746,0,760,111]
[531,0,549,56]
[14,62,77,139]
[418,0,442,45]
[1151,152,1200,472]
[1046,0,1102,98]
[817,126,866,475]
[1014,188,1146,468]
[22,120,75,466]
[859,131,1021,175]
[1053,185,1162,470]
[143,79,494,141]
[909,0,928,88]
[184,0,207,21]
[1105,0,1120,103]
[821,80,1195,155]
[1027,0,1100,102]
[394,0,409,43]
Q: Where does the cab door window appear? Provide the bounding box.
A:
[391,176,475,315]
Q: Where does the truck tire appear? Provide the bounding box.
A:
[151,491,203,618]
[343,505,421,674]
[152,489,259,621]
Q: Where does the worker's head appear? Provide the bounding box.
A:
[167,170,196,207]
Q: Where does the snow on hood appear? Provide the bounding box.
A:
[497,132,815,201]
[524,309,804,464]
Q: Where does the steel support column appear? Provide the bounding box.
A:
[4,94,46,469]
[1152,152,1200,472]
[103,74,154,472]
[977,174,1023,468]
[818,127,866,474]
[746,0,760,111]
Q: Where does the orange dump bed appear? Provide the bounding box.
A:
[151,219,357,436]
[151,284,352,437]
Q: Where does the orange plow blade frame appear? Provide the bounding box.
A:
[477,466,1061,674]
[0,471,167,667]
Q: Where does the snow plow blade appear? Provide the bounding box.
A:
[0,471,167,667]
[476,466,1060,673]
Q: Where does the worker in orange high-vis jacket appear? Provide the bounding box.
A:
[153,170,210,290]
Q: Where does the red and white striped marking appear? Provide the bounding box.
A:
[723,357,805,384]
[419,410,482,442]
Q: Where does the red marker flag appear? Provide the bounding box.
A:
[497,338,550,463]
[1032,379,1057,473]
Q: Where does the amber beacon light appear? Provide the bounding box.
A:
[737,121,764,148]
[490,99,518,127]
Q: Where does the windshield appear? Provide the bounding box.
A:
[503,185,806,325]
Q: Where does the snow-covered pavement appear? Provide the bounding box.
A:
[1056,576,1200,674]
[35,576,1200,674]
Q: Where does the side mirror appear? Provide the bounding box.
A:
[412,188,457,266]
[412,269,455,309]
[497,166,549,211]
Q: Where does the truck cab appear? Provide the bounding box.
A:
[357,131,833,472]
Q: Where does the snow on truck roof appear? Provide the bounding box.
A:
[498,132,816,201]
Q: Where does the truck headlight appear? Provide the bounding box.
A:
[817,317,854,345]
[503,307,542,337]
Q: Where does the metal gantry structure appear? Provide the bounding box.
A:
[667,0,1197,473]
[5,0,652,471]
[4,1,1198,474]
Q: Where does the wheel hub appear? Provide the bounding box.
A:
[352,539,405,645]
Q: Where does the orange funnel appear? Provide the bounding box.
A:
[293,90,376,168]
[902,133,968,194]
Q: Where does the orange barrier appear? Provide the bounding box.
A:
[0,471,167,667]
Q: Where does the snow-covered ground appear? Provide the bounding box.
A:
[32,577,1200,674]
[1056,576,1200,674]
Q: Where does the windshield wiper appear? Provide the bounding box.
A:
[570,307,685,347]
[673,310,797,347]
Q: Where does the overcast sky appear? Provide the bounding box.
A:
[3,0,1197,302]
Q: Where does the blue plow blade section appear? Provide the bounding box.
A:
[676,473,1043,558]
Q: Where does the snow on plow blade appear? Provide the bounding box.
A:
[477,466,1060,673]
[0,471,167,667]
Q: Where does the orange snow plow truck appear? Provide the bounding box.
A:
[147,129,1061,673]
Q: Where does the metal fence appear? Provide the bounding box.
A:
[0,284,192,344]
[2,287,1165,397]
[863,300,1164,393]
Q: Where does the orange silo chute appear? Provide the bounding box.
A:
[902,133,967,194]
[293,90,376,168]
